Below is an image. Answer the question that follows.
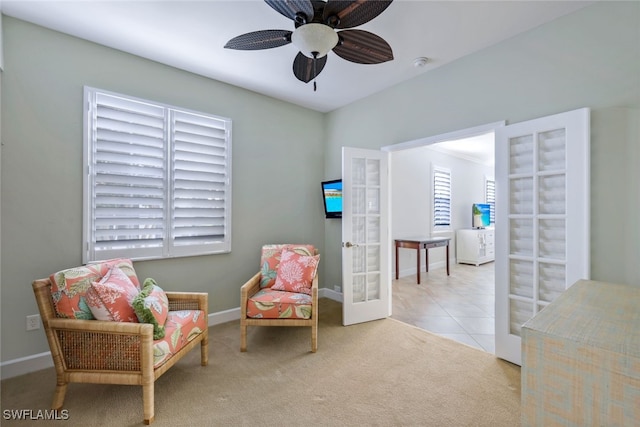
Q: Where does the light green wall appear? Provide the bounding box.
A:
[0,16,325,362]
[324,1,640,291]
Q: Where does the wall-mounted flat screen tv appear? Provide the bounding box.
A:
[472,203,491,229]
[321,179,342,219]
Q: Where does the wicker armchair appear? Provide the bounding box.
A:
[240,244,319,353]
[32,278,208,425]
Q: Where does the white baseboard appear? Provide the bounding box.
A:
[0,352,54,380]
[320,287,343,302]
[1,289,344,380]
[209,306,240,326]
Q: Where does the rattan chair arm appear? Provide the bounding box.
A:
[165,291,208,311]
[240,272,261,299]
[47,317,154,336]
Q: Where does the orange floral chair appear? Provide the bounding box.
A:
[32,258,208,425]
[240,244,320,352]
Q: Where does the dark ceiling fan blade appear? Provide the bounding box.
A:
[224,30,292,50]
[265,0,314,23]
[333,29,393,64]
[322,0,393,29]
[293,52,328,83]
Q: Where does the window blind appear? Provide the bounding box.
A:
[84,87,232,262]
[170,110,229,252]
[433,167,451,229]
[485,177,495,225]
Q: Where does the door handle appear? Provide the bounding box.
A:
[343,242,358,248]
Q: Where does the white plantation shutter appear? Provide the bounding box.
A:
[433,166,451,230]
[170,110,229,254]
[84,87,231,262]
[485,177,496,225]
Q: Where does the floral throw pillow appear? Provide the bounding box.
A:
[85,266,140,322]
[260,244,315,288]
[271,249,320,295]
[49,258,140,319]
[132,278,169,340]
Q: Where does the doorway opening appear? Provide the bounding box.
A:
[383,122,503,353]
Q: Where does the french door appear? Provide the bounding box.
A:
[341,147,390,326]
[495,108,590,365]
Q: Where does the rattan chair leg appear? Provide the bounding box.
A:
[311,325,317,353]
[51,382,67,409]
[240,323,247,352]
[142,383,154,425]
[201,334,209,366]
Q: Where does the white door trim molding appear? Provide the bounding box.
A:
[383,121,506,152]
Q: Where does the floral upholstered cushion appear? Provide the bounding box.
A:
[50,258,140,319]
[132,278,169,339]
[259,244,315,289]
[246,288,313,319]
[85,266,140,323]
[271,249,319,295]
[152,310,206,368]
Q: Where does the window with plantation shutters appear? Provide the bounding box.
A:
[433,166,451,230]
[83,87,232,263]
[485,177,496,225]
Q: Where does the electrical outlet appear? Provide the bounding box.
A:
[26,314,41,331]
[333,285,342,293]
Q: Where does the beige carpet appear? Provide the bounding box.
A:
[1,298,520,426]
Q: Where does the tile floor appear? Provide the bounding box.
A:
[390,261,495,353]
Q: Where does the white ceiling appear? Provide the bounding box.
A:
[428,133,495,167]
[2,0,594,114]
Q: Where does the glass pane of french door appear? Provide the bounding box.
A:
[350,157,381,303]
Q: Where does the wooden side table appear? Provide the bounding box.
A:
[395,237,450,284]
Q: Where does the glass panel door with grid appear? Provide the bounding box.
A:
[495,108,590,365]
[342,147,390,326]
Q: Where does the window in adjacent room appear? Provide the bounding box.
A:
[83,87,232,263]
[433,166,452,231]
[485,176,495,225]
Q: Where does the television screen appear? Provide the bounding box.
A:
[321,179,342,218]
[472,203,491,228]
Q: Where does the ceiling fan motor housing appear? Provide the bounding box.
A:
[292,23,339,58]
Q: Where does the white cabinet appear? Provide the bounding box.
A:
[456,229,495,266]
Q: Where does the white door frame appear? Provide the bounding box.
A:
[383,122,506,153]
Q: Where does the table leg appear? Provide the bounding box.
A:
[425,247,429,272]
[395,243,399,280]
[416,247,421,284]
[446,244,450,276]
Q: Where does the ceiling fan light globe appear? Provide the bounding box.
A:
[292,23,339,58]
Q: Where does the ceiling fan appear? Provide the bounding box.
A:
[224,0,394,91]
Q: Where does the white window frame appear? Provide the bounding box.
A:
[83,87,232,263]
[432,165,452,232]
[485,176,495,225]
